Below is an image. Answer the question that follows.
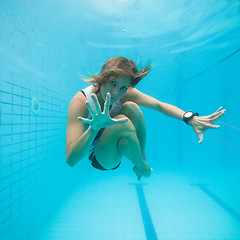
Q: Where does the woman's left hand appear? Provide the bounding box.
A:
[188,107,226,144]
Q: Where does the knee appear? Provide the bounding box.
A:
[121,101,140,112]
[120,101,144,120]
[114,114,136,136]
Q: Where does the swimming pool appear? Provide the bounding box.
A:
[1,0,240,239]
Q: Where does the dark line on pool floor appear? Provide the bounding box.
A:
[130,183,158,240]
[192,184,240,222]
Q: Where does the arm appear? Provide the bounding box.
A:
[121,88,225,143]
[66,92,128,167]
[65,93,99,167]
[121,88,185,120]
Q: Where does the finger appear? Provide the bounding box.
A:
[197,120,215,128]
[212,109,226,117]
[78,116,91,124]
[207,110,223,120]
[209,124,220,129]
[91,93,102,115]
[204,122,220,129]
[216,107,226,113]
[103,92,111,114]
[85,101,96,117]
[112,117,128,124]
[198,133,204,144]
[208,111,225,123]
[198,119,221,128]
[207,108,226,120]
[216,106,223,112]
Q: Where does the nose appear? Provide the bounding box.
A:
[111,88,120,97]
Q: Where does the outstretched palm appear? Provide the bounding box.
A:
[78,92,128,131]
[188,107,226,144]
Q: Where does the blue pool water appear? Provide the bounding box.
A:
[1,1,240,239]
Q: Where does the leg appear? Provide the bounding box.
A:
[120,101,146,160]
[94,114,151,176]
[117,128,151,177]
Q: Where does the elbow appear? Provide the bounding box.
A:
[65,148,83,167]
[66,157,75,167]
[65,154,75,167]
[65,148,76,167]
[65,142,86,167]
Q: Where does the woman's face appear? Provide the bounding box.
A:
[100,76,131,104]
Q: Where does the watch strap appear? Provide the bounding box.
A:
[183,111,199,125]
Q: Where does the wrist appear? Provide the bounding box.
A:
[89,125,100,132]
[183,111,199,125]
[188,116,197,126]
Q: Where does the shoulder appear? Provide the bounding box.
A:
[120,87,158,109]
[70,91,87,107]
[120,87,145,104]
[66,91,89,150]
[67,91,88,120]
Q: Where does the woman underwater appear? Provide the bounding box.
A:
[65,57,225,180]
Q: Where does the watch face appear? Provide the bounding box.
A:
[185,112,193,118]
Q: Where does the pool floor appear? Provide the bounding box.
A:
[36,168,240,240]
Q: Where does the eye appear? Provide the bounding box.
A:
[111,81,117,86]
[121,86,128,91]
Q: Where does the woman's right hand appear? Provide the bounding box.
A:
[78,92,128,131]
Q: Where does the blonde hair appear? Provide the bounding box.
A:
[83,57,151,94]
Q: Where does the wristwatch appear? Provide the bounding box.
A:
[183,111,199,125]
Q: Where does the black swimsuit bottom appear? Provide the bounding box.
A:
[89,151,121,171]
[88,128,121,171]
[81,90,121,171]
